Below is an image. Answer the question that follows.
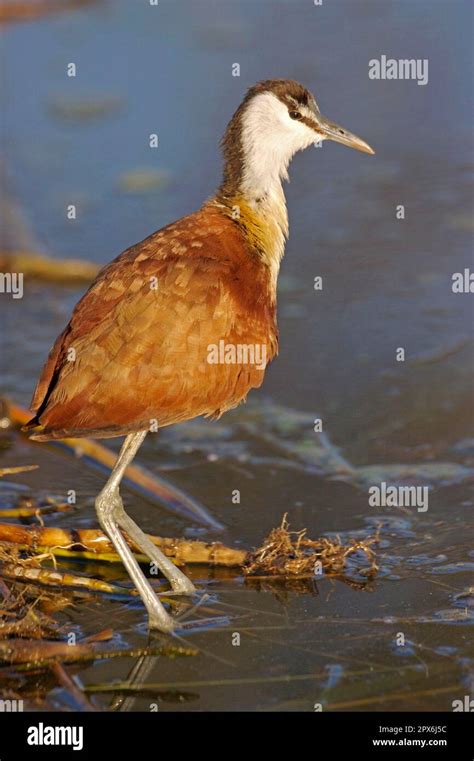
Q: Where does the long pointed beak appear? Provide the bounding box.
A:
[316,114,375,155]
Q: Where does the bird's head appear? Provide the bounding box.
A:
[220,79,374,200]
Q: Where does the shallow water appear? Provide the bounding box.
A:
[0,0,473,711]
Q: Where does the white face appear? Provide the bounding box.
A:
[240,91,319,199]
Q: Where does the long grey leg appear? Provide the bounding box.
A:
[109,432,195,593]
[115,506,196,594]
[94,431,194,631]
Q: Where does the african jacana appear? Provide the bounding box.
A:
[25,80,374,632]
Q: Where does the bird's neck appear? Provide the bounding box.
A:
[214,102,296,294]
[214,178,289,295]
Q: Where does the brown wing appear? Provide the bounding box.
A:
[26,205,277,440]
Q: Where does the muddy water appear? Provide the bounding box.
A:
[0,0,473,711]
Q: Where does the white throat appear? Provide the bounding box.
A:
[239,92,316,286]
[240,92,313,194]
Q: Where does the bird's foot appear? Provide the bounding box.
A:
[165,575,196,596]
[148,610,176,633]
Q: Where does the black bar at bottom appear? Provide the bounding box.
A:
[0,711,472,759]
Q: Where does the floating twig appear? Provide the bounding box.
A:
[0,465,38,478]
[0,522,246,566]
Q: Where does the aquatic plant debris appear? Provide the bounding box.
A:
[0,515,379,582]
[0,464,38,477]
[244,514,379,580]
[0,523,247,566]
[0,544,198,671]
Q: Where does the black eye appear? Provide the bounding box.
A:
[289,110,302,120]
